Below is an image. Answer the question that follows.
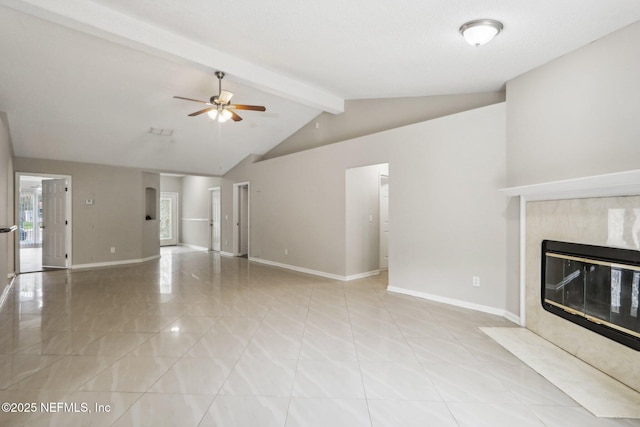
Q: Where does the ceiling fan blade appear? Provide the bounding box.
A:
[218,90,234,105]
[230,104,266,111]
[229,110,243,122]
[188,107,215,117]
[174,96,210,105]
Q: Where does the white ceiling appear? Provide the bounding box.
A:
[1,0,639,175]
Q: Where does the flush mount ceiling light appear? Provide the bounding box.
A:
[459,19,503,47]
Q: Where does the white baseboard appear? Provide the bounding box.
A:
[503,310,522,326]
[248,258,382,282]
[72,254,160,270]
[177,243,208,251]
[387,285,520,324]
[345,270,380,281]
[249,257,345,281]
[220,251,234,257]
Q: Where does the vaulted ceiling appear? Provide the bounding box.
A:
[1,1,639,175]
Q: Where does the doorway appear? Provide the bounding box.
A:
[16,173,71,273]
[210,187,221,252]
[345,163,389,277]
[379,173,389,270]
[160,192,178,246]
[232,182,250,257]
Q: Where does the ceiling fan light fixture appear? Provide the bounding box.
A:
[174,70,265,122]
[218,109,232,123]
[459,19,503,47]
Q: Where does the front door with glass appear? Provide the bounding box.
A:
[160,192,178,246]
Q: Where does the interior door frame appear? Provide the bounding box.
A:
[15,172,72,272]
[209,187,221,252]
[379,173,389,270]
[232,182,250,257]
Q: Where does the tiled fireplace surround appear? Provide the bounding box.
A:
[510,171,640,393]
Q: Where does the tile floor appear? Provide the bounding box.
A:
[0,251,639,426]
[481,327,640,419]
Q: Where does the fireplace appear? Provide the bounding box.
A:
[542,240,640,351]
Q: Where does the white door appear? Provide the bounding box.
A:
[210,188,221,251]
[379,174,389,269]
[42,178,67,268]
[160,192,178,246]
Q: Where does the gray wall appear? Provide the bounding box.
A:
[181,175,223,249]
[506,21,640,187]
[160,175,183,194]
[13,157,159,266]
[223,152,348,273]
[0,113,14,283]
[264,91,505,160]
[223,103,516,315]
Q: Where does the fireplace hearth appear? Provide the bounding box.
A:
[542,240,640,351]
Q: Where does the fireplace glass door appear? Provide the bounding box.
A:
[542,240,640,351]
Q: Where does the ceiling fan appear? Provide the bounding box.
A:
[173,71,266,122]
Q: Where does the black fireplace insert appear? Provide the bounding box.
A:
[542,240,640,351]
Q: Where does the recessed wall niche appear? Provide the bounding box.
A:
[145,187,157,220]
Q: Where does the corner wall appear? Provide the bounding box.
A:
[0,114,14,283]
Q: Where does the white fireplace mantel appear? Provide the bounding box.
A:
[500,169,640,201]
[500,169,640,327]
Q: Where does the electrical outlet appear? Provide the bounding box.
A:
[472,276,480,287]
[110,247,116,253]
[284,249,288,255]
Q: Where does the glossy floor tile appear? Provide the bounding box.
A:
[1,252,639,426]
[481,327,640,419]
